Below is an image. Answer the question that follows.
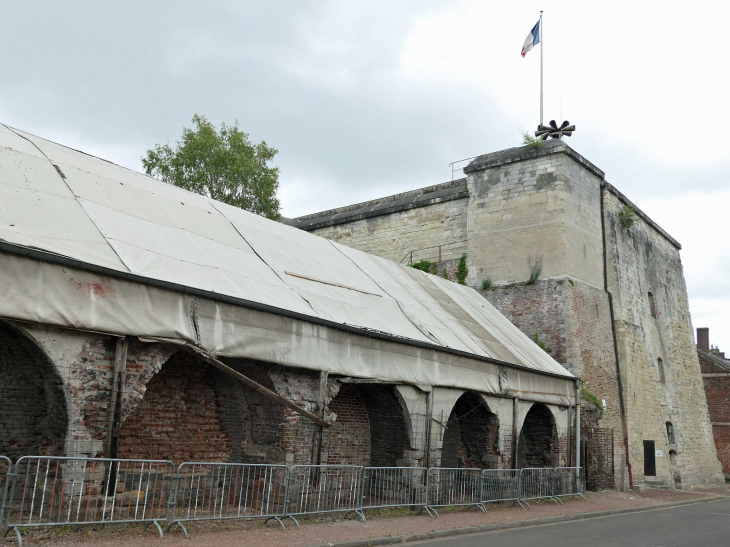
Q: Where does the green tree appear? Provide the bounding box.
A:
[142,114,281,220]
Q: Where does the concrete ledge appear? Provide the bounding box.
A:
[306,495,727,546]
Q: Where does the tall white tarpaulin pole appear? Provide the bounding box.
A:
[540,10,542,125]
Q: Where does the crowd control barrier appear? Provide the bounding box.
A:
[0,457,11,525]
[518,467,558,508]
[553,467,586,502]
[167,462,289,537]
[2,456,175,546]
[481,469,525,508]
[425,468,486,517]
[360,467,427,512]
[0,455,585,541]
[284,465,365,527]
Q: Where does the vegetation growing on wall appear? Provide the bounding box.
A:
[580,381,604,419]
[521,130,543,149]
[534,332,551,354]
[456,255,468,285]
[618,204,638,229]
[409,260,433,273]
[481,278,493,290]
[526,262,542,285]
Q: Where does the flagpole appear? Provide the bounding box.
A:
[540,10,542,125]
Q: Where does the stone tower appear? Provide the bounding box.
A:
[291,140,724,489]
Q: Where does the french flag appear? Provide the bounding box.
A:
[521,19,541,57]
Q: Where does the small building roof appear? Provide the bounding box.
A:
[0,123,572,379]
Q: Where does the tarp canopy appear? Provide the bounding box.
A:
[0,124,574,403]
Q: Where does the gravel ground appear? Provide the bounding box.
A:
[11,486,729,547]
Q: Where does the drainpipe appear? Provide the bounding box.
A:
[600,182,633,489]
[575,379,581,471]
[425,388,434,468]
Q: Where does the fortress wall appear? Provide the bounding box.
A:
[604,187,723,487]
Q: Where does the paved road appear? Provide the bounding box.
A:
[413,498,730,546]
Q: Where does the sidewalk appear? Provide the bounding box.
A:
[14,486,730,546]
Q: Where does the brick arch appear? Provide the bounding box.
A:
[356,384,411,466]
[517,403,558,468]
[442,391,501,469]
[118,352,287,464]
[325,383,411,467]
[0,320,68,458]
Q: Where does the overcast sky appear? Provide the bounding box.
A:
[2,1,728,350]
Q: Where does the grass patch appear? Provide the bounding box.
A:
[481,278,493,290]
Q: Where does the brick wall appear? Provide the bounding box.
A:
[442,393,500,469]
[0,321,67,459]
[118,353,295,464]
[325,384,370,466]
[479,279,569,365]
[698,350,730,475]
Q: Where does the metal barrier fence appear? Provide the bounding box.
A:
[0,457,10,525]
[553,467,586,501]
[361,467,427,512]
[0,457,585,540]
[481,469,525,508]
[167,462,289,538]
[425,468,486,517]
[2,456,175,546]
[518,467,558,508]
[285,465,365,528]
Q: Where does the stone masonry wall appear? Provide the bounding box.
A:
[310,197,467,264]
[604,188,724,487]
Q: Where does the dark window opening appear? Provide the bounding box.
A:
[657,358,665,384]
[666,422,675,445]
[648,292,657,318]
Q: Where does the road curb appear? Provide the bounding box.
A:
[305,495,728,547]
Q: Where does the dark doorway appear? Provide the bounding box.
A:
[442,392,500,468]
[517,403,557,468]
[643,440,656,477]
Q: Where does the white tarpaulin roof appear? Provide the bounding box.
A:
[0,124,572,381]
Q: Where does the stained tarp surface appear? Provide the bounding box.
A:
[0,124,573,384]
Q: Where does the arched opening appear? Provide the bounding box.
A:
[325,383,410,466]
[441,392,500,468]
[517,403,557,468]
[118,352,286,464]
[0,321,68,459]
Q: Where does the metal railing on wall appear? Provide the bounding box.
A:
[399,240,468,265]
[0,456,584,544]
